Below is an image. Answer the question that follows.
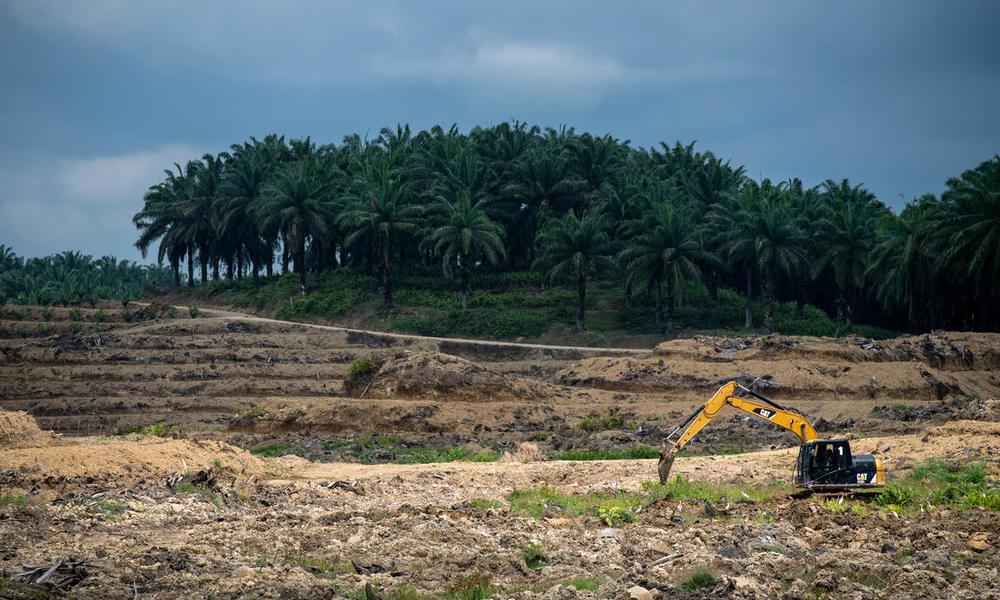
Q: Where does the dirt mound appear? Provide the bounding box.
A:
[0,436,270,488]
[653,331,1000,371]
[561,332,1000,403]
[0,410,54,449]
[356,351,557,402]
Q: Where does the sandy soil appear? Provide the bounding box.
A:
[1,306,998,598]
[0,418,997,599]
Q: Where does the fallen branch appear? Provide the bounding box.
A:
[648,553,681,568]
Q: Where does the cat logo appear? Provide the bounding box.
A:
[753,408,776,419]
[857,473,869,483]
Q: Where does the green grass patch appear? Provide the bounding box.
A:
[509,475,785,522]
[0,494,27,508]
[250,442,303,457]
[552,446,659,461]
[577,413,635,432]
[845,569,888,590]
[175,481,224,509]
[90,499,128,521]
[521,542,547,569]
[119,423,174,437]
[291,553,343,574]
[597,499,638,525]
[643,475,789,504]
[682,570,718,590]
[565,576,602,591]
[875,458,999,513]
[347,437,499,464]
[365,574,495,600]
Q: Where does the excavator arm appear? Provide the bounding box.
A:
[657,381,818,484]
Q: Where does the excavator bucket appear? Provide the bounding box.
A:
[657,451,676,485]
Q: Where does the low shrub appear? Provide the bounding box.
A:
[683,570,718,590]
[521,542,547,569]
[346,357,378,381]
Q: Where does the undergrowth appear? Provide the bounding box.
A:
[508,475,785,523]
[551,446,659,461]
[874,458,999,513]
[181,269,901,340]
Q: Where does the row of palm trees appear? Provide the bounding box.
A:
[131,123,1000,333]
[0,247,171,305]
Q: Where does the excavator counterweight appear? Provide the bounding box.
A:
[657,382,885,491]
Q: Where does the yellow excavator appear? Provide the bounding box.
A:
[657,381,885,492]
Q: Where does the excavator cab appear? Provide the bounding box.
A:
[795,440,881,489]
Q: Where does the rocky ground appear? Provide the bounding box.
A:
[0,304,998,598]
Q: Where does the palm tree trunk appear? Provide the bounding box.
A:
[212,258,220,280]
[666,276,675,336]
[460,266,469,310]
[655,275,664,333]
[763,277,775,334]
[187,250,195,288]
[708,272,719,304]
[744,269,753,329]
[297,238,307,292]
[199,252,208,285]
[382,262,393,307]
[576,272,586,331]
[225,260,233,280]
[171,257,180,288]
[281,233,290,275]
[252,258,260,287]
[236,253,243,280]
[845,289,855,329]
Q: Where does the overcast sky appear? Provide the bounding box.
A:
[1,1,998,262]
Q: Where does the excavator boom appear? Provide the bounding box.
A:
[658,381,818,484]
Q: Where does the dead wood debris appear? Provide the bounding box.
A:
[5,555,90,592]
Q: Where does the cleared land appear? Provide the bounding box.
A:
[0,303,998,598]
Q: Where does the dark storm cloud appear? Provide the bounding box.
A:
[1,0,997,259]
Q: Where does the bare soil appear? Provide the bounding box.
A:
[1,305,998,598]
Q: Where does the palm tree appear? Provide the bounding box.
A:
[339,176,421,306]
[713,180,812,331]
[712,181,767,329]
[534,211,616,330]
[220,144,274,284]
[502,147,587,267]
[421,191,506,308]
[134,163,191,287]
[936,156,1000,328]
[621,200,714,334]
[813,180,885,326]
[748,197,810,332]
[867,196,937,328]
[257,159,337,290]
